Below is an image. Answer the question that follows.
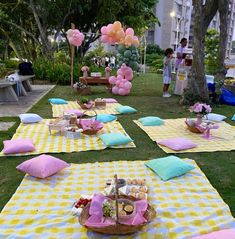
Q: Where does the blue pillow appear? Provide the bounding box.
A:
[145,156,195,181]
[95,114,117,123]
[232,114,235,121]
[99,133,133,146]
[116,106,137,114]
[48,98,68,104]
[138,116,164,126]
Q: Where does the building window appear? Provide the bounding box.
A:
[176,3,182,15]
[146,30,154,44]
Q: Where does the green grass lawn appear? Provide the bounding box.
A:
[1,73,235,216]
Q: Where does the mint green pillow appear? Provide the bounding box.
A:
[116,106,137,114]
[138,116,164,126]
[99,133,133,146]
[145,156,195,181]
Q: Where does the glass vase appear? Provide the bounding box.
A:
[196,114,203,125]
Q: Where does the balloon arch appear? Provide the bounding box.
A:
[67,21,140,95]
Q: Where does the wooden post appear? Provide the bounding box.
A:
[70,23,75,88]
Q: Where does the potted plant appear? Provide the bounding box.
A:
[77,97,94,109]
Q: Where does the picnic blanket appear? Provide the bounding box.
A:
[52,101,121,117]
[134,118,235,153]
[0,159,234,239]
[0,120,135,156]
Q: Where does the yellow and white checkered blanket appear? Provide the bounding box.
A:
[52,101,121,117]
[0,159,234,238]
[0,120,135,156]
[134,118,235,153]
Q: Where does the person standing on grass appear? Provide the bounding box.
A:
[162,48,174,98]
[175,38,188,71]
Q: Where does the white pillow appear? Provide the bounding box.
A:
[19,113,43,123]
[204,113,226,122]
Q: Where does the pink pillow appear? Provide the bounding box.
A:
[16,154,70,178]
[158,138,197,151]
[64,109,83,117]
[191,229,235,239]
[3,139,35,155]
[103,98,117,103]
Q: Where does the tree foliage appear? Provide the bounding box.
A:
[146,44,164,55]
[0,0,158,61]
[205,28,220,75]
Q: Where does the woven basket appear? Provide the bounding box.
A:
[185,119,206,133]
[95,99,106,109]
[78,175,156,235]
[77,101,94,110]
[77,110,103,135]
[75,79,91,95]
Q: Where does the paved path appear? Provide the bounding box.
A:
[0,122,15,131]
[0,85,55,117]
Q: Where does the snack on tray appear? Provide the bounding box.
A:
[104,178,148,200]
[124,205,134,213]
[127,178,146,186]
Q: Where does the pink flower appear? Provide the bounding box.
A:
[105,67,112,72]
[189,102,212,115]
[81,66,89,72]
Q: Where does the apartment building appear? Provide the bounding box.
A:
[147,0,235,57]
[146,0,192,51]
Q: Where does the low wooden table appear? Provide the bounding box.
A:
[79,77,112,92]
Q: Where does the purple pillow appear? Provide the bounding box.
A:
[3,139,35,155]
[16,154,70,178]
[191,229,235,239]
[64,109,83,117]
[103,98,117,103]
[158,138,197,151]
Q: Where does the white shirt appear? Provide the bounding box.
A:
[175,44,185,69]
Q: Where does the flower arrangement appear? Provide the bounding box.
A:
[105,66,112,72]
[81,66,89,72]
[189,102,212,116]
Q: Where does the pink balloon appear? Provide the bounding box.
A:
[101,26,107,34]
[116,75,123,81]
[109,76,117,84]
[118,88,129,96]
[125,72,133,81]
[119,82,124,88]
[121,63,127,69]
[124,81,132,90]
[106,24,113,32]
[125,28,134,36]
[115,79,121,86]
[117,69,122,76]
[101,35,109,43]
[125,67,133,75]
[112,86,119,94]
[133,36,138,41]
[69,37,82,46]
[117,69,125,77]
[108,37,114,44]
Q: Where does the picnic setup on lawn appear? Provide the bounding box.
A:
[1,90,235,239]
[1,6,235,239]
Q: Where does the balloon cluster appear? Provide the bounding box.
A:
[100,21,139,47]
[109,64,133,96]
[67,29,85,47]
[117,44,140,71]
